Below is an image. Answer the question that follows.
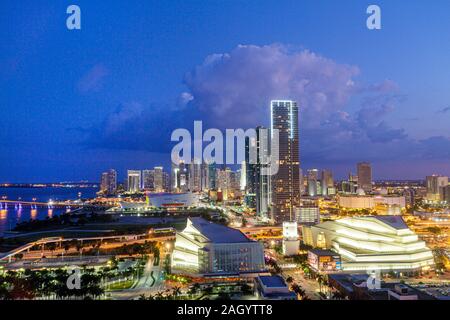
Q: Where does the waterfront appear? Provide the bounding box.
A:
[0,187,98,236]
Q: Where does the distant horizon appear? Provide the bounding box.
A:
[0,176,434,185]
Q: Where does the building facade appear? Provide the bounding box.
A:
[295,204,320,225]
[357,162,372,192]
[307,169,319,197]
[321,169,334,196]
[270,100,301,223]
[100,169,117,195]
[127,170,141,193]
[142,169,155,191]
[171,218,265,275]
[426,175,449,201]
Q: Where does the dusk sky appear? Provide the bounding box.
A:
[1,0,450,182]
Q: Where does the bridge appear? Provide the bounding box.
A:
[0,199,107,210]
[0,233,175,263]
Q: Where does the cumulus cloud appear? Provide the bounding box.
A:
[77,64,109,93]
[183,44,360,129]
[82,44,450,170]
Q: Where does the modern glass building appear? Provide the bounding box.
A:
[270,100,301,224]
[100,169,117,195]
[171,218,265,276]
[127,170,141,193]
[357,162,373,192]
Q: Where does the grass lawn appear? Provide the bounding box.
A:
[107,279,135,291]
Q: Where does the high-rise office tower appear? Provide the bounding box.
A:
[217,167,234,200]
[171,160,189,193]
[207,162,216,190]
[255,127,271,219]
[189,159,202,192]
[231,170,241,192]
[142,169,155,191]
[299,168,305,195]
[171,162,180,192]
[153,167,164,192]
[321,169,334,196]
[201,163,209,191]
[101,172,109,193]
[442,185,450,203]
[357,162,372,192]
[127,170,141,193]
[426,175,449,201]
[179,161,189,192]
[403,188,416,208]
[100,169,117,195]
[307,169,319,197]
[163,171,170,192]
[270,100,300,223]
[245,136,257,194]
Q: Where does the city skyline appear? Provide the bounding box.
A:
[1,1,450,182]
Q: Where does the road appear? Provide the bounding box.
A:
[1,234,174,262]
[283,269,322,300]
[109,254,166,300]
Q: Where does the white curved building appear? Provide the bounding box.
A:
[171,218,265,276]
[303,216,434,272]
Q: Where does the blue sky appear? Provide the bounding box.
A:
[1,0,449,182]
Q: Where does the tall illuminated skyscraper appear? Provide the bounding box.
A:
[189,159,202,192]
[100,169,117,195]
[270,100,300,223]
[307,169,319,197]
[426,175,449,201]
[127,170,141,193]
[321,169,334,196]
[142,169,155,191]
[207,162,216,190]
[153,167,164,192]
[357,162,372,192]
[255,126,271,219]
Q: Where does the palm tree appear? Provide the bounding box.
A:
[173,286,181,295]
[316,274,324,293]
[203,285,213,296]
[297,287,306,299]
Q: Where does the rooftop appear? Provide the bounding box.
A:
[373,216,408,230]
[188,217,251,243]
[309,249,340,257]
[258,275,288,288]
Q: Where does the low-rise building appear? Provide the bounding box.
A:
[295,205,320,225]
[254,275,297,300]
[338,195,406,210]
[303,216,434,273]
[308,249,342,272]
[328,273,435,300]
